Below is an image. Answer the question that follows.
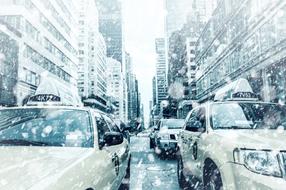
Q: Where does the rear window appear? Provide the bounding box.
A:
[161,119,185,129]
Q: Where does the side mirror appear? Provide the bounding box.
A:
[103,132,123,146]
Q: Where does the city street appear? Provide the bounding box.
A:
[129,136,180,190]
[1,0,286,189]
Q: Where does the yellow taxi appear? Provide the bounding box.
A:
[0,80,130,190]
[177,78,286,190]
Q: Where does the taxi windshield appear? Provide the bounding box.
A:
[211,103,286,130]
[0,108,93,147]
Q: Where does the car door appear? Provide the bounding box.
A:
[179,111,192,162]
[102,114,129,188]
[186,107,207,178]
[93,112,118,189]
[181,108,198,166]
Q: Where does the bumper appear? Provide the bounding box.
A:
[220,162,286,190]
[157,139,177,152]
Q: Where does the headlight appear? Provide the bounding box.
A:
[158,134,169,140]
[233,149,282,177]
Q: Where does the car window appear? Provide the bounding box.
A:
[102,114,120,132]
[94,112,110,144]
[186,107,206,131]
[0,108,93,147]
[197,107,206,128]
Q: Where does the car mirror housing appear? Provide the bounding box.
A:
[103,132,123,146]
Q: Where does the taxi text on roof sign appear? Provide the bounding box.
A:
[27,74,83,107]
[214,78,259,102]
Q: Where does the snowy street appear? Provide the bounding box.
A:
[129,136,180,190]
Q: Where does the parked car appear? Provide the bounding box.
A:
[154,118,185,155]
[0,85,131,190]
[177,78,286,190]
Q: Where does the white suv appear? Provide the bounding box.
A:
[177,79,286,190]
[0,78,130,190]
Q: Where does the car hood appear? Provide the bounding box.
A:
[0,146,92,190]
[213,129,286,150]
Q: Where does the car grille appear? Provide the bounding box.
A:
[170,134,176,140]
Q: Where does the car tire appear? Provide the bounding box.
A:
[119,155,131,190]
[177,155,188,189]
[203,162,223,190]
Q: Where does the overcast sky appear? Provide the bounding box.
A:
[123,0,165,125]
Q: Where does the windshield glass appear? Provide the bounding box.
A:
[161,119,185,129]
[0,108,93,147]
[211,103,286,129]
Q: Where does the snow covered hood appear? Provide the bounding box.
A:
[0,146,91,190]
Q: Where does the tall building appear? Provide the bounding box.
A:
[0,24,19,106]
[135,79,140,118]
[166,0,217,101]
[152,76,157,106]
[96,0,123,64]
[196,0,286,103]
[165,0,193,38]
[93,33,107,97]
[0,0,78,105]
[191,0,217,25]
[155,38,168,106]
[77,0,107,104]
[125,52,138,121]
[106,58,124,120]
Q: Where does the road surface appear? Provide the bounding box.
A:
[129,135,180,190]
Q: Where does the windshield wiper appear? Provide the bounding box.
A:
[0,139,51,146]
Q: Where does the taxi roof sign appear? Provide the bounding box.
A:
[214,78,258,102]
[27,75,83,107]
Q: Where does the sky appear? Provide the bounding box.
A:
[123,0,165,126]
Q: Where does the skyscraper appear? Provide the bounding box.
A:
[77,0,107,105]
[152,76,157,106]
[165,0,193,38]
[106,58,124,120]
[0,0,78,105]
[155,38,168,106]
[96,0,123,64]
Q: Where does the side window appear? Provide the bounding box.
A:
[186,107,206,132]
[197,107,206,128]
[94,112,110,144]
[102,115,120,132]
